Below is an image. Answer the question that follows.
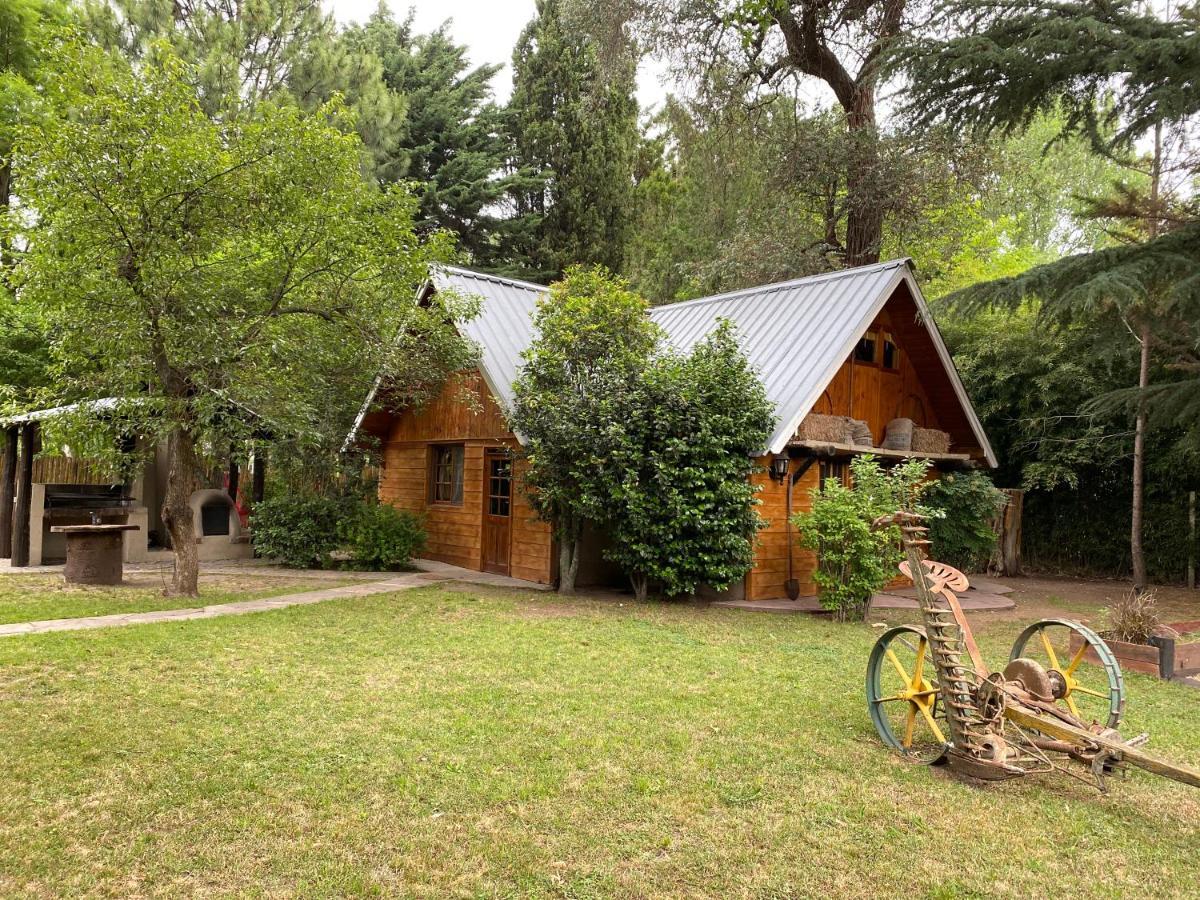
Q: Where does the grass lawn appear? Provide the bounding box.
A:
[0,573,362,625]
[1,581,1197,898]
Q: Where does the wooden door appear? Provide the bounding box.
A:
[481,450,512,575]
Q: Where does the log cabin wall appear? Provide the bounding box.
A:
[746,456,820,601]
[377,371,554,584]
[812,303,943,444]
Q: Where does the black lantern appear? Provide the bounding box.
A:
[770,456,790,482]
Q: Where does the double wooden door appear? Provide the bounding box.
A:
[481,450,512,575]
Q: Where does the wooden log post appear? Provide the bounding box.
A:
[0,426,17,559]
[989,488,1024,577]
[11,422,37,567]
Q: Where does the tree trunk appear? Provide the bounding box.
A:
[557,515,582,594]
[1131,323,1150,590]
[631,573,648,602]
[162,426,200,596]
[842,89,883,268]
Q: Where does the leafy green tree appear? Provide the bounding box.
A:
[897,0,1200,587]
[9,41,472,595]
[610,0,927,268]
[793,455,931,621]
[501,0,640,280]
[605,323,775,600]
[509,266,659,593]
[340,7,513,262]
[923,471,1007,573]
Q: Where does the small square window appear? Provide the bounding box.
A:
[429,444,464,505]
[855,331,878,364]
[819,459,848,489]
[882,333,899,370]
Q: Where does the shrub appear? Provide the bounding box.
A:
[339,503,426,570]
[1103,589,1163,645]
[251,493,349,568]
[792,455,931,622]
[924,471,1007,573]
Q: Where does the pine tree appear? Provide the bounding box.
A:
[500,0,640,281]
[82,0,406,177]
[341,7,513,264]
[899,0,1200,588]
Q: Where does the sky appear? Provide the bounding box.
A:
[328,0,672,110]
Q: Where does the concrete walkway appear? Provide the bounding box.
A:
[0,572,447,638]
[0,556,551,638]
[713,575,1017,614]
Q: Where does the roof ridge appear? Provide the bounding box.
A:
[648,259,910,314]
[439,264,549,294]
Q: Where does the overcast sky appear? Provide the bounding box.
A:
[327,0,672,110]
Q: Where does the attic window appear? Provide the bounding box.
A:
[882,333,899,370]
[855,331,878,364]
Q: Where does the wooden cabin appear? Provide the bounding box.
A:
[353,260,996,601]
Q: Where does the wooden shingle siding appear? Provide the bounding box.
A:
[377,372,554,584]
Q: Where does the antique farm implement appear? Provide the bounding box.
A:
[866,511,1200,790]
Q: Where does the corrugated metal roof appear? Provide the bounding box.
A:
[426,261,996,465]
[432,266,546,414]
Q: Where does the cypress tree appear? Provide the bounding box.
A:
[500,0,640,281]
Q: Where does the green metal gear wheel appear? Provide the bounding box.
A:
[866,624,950,764]
[1009,618,1125,730]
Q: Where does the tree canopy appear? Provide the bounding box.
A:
[8,39,473,593]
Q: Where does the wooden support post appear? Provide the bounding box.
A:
[227,445,240,502]
[0,426,17,558]
[251,450,265,504]
[11,423,36,567]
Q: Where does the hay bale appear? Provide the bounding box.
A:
[882,418,914,450]
[796,414,854,444]
[911,427,950,454]
[850,419,874,447]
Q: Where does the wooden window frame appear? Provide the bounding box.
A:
[486,453,512,518]
[854,330,879,366]
[819,459,849,489]
[881,332,900,372]
[428,443,465,506]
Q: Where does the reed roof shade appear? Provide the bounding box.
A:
[353,260,996,466]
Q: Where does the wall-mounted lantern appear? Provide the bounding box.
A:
[770,456,790,482]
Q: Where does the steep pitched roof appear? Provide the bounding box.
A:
[411,262,996,465]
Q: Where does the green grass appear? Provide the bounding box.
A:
[0,574,359,625]
[1,584,1197,898]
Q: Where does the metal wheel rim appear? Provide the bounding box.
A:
[1009,618,1125,729]
[866,624,950,763]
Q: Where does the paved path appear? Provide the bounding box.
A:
[0,556,551,638]
[0,572,446,638]
[713,579,1017,614]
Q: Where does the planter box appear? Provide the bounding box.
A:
[1071,622,1200,681]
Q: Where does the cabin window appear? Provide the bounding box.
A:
[855,331,878,364]
[819,459,848,489]
[429,444,464,505]
[487,455,512,517]
[882,332,899,371]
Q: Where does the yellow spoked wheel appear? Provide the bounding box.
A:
[866,625,949,763]
[1009,619,1125,729]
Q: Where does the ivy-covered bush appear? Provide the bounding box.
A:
[251,493,350,568]
[340,503,426,570]
[924,471,1007,573]
[792,456,932,622]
